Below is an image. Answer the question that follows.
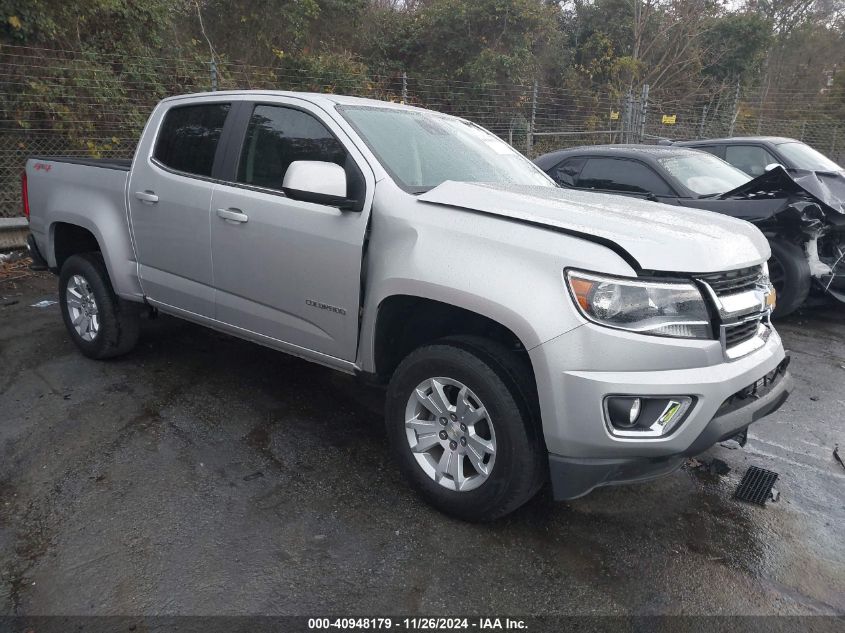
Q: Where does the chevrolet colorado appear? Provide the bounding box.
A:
[24,91,792,520]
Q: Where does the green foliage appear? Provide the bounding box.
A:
[702,12,772,83]
[0,0,842,155]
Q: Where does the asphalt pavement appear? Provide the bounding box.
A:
[1,272,843,617]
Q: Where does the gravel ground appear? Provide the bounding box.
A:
[1,270,843,617]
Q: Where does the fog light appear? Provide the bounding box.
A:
[606,397,642,428]
[604,396,694,438]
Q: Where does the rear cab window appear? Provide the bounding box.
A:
[153,103,231,177]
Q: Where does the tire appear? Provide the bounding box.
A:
[58,252,140,359]
[385,336,546,522]
[767,239,811,318]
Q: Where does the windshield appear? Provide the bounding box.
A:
[657,153,751,196]
[776,141,842,171]
[338,105,553,192]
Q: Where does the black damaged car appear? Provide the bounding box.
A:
[534,145,845,317]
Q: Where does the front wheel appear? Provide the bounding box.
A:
[59,253,140,359]
[385,337,546,521]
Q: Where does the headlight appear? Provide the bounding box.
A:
[566,270,712,339]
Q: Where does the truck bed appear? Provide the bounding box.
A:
[25,156,140,299]
[30,156,132,171]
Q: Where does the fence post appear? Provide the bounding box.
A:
[639,83,649,142]
[527,80,537,158]
[800,120,806,141]
[210,59,218,92]
[622,90,633,144]
[831,127,838,155]
[401,72,408,105]
[728,81,740,137]
[698,104,709,139]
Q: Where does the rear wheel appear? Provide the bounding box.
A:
[59,253,140,359]
[385,337,546,521]
[768,239,811,318]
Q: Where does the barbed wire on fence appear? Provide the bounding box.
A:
[1,44,843,217]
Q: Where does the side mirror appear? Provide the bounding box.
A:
[764,163,784,172]
[282,160,358,210]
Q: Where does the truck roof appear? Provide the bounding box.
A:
[161,89,428,112]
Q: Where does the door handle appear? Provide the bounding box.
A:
[216,208,249,224]
[134,190,159,204]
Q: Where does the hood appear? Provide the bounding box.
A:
[718,165,845,215]
[418,182,769,274]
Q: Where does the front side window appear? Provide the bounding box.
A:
[338,105,552,192]
[724,145,778,177]
[577,158,673,196]
[153,103,231,177]
[237,105,346,191]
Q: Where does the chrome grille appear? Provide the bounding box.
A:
[696,265,763,296]
[724,318,761,348]
[695,265,771,359]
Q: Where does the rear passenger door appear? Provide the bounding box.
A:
[208,100,373,362]
[128,100,232,317]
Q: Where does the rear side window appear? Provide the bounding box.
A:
[153,103,231,177]
[237,105,346,191]
[577,157,673,196]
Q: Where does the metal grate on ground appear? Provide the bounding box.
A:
[734,466,779,506]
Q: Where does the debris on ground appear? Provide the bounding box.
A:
[770,487,780,502]
[734,466,779,506]
[834,444,845,472]
[30,299,58,308]
[719,439,742,450]
[686,457,731,476]
[0,251,32,282]
[708,458,731,476]
[243,471,264,481]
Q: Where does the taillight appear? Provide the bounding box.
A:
[21,170,30,219]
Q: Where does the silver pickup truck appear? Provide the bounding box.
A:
[24,91,792,520]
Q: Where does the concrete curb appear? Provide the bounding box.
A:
[0,217,28,250]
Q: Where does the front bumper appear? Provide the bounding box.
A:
[529,322,792,500]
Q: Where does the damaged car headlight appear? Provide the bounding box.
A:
[566,270,712,339]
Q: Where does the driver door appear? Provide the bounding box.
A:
[208,100,372,362]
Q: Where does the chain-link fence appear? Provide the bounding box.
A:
[2,44,843,217]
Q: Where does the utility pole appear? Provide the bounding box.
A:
[527,80,538,157]
[623,90,634,144]
[728,81,740,137]
[210,59,218,92]
[639,84,649,142]
[699,104,709,139]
